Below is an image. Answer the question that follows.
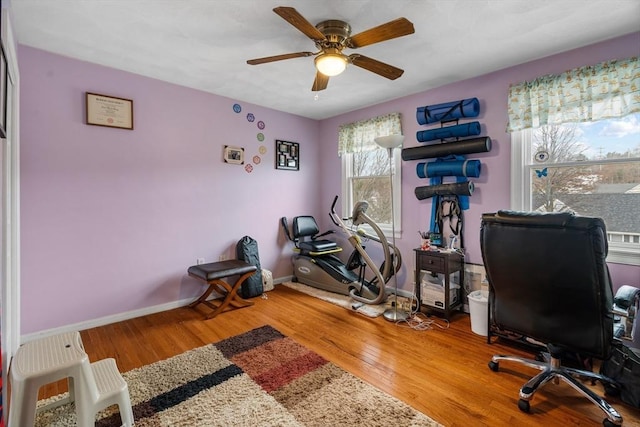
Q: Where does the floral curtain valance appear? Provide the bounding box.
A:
[507,56,640,132]
[338,112,402,155]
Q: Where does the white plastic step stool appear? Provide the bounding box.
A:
[78,358,134,426]
[9,331,88,426]
[8,331,134,426]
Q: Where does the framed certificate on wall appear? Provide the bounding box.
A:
[85,92,134,130]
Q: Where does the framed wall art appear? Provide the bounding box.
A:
[223,145,245,165]
[85,92,134,130]
[275,140,299,171]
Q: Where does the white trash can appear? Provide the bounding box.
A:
[468,290,489,336]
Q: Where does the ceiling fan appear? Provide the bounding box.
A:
[246,7,415,91]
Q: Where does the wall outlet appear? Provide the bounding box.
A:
[196,258,205,265]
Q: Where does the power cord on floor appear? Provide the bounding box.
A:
[397,311,450,331]
[393,291,451,331]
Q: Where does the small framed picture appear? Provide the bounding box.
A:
[224,145,244,165]
[275,140,299,171]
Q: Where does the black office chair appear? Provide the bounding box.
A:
[480,210,623,427]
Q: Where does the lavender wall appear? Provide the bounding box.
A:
[20,46,321,334]
[319,32,640,293]
[20,33,639,335]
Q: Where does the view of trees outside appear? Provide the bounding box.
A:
[350,114,639,239]
[351,149,392,225]
[531,113,640,238]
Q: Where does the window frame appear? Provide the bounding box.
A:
[341,147,402,238]
[510,129,640,266]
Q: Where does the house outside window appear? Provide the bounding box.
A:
[339,113,403,237]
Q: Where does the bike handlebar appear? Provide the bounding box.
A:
[329,195,341,226]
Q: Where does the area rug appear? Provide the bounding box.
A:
[35,325,440,426]
[281,281,413,318]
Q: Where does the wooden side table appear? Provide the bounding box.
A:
[414,249,464,320]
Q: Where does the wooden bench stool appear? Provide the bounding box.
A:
[187,259,257,319]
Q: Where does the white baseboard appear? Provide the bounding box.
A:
[21,276,412,343]
[21,276,294,344]
[21,298,193,344]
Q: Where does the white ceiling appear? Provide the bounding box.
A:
[9,0,640,120]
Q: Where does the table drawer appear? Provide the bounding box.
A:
[417,255,444,272]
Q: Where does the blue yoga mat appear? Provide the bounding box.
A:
[416,121,481,142]
[417,159,481,179]
[416,98,480,125]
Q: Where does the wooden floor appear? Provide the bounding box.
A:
[42,285,640,426]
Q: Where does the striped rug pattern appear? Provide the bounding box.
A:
[36,325,440,426]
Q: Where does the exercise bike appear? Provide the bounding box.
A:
[280,196,401,305]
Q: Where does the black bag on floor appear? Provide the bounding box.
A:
[600,343,640,408]
[236,235,263,298]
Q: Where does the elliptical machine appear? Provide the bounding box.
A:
[281,196,401,305]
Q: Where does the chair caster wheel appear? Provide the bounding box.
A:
[488,361,499,372]
[518,399,530,413]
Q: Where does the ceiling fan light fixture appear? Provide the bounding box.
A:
[247,8,415,91]
[315,50,347,76]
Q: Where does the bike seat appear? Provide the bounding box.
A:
[293,216,341,255]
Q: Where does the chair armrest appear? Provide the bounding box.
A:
[280,217,295,242]
[314,230,335,239]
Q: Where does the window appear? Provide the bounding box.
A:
[511,115,640,265]
[339,113,402,236]
[508,56,639,265]
[341,148,402,236]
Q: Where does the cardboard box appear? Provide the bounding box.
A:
[420,271,444,287]
[421,282,460,309]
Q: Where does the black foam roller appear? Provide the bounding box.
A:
[414,181,474,200]
[402,137,491,161]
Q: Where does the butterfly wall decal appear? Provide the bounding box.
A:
[535,168,548,178]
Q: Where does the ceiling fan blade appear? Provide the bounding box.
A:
[350,55,404,80]
[312,72,329,91]
[347,17,415,48]
[273,6,327,41]
[247,51,315,65]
